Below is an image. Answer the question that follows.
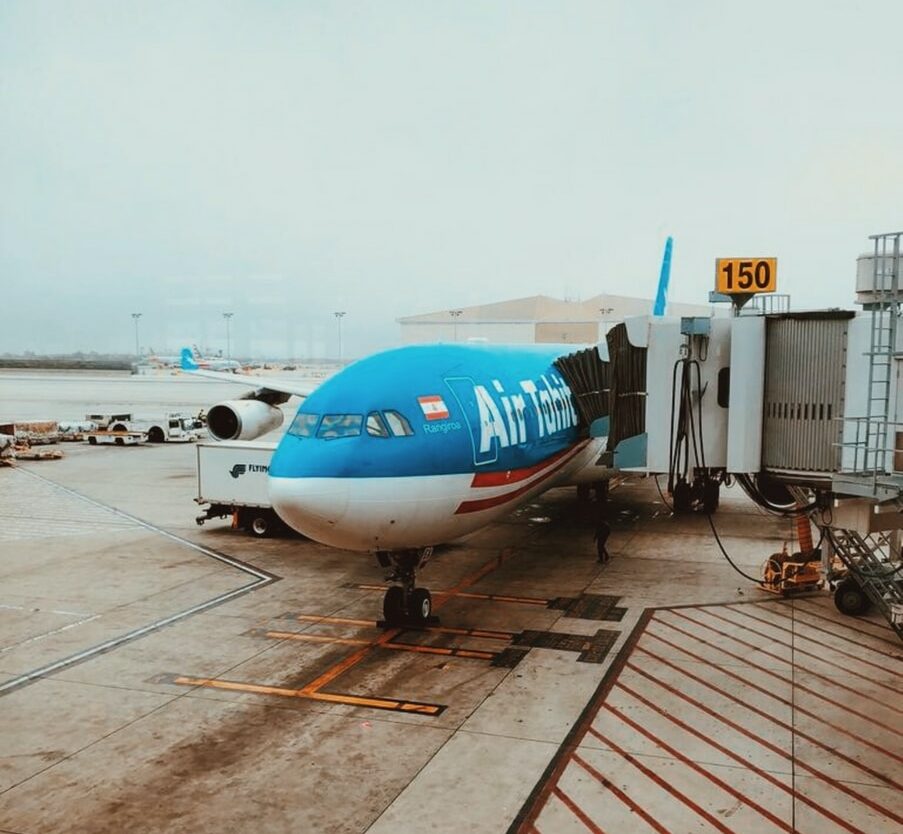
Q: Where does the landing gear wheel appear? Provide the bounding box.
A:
[249,513,271,538]
[383,586,405,623]
[834,578,872,616]
[411,588,432,621]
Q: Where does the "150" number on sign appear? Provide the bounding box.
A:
[715,258,777,293]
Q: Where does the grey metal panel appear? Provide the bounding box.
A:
[763,318,847,473]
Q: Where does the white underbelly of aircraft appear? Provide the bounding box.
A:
[268,442,606,552]
[269,473,476,550]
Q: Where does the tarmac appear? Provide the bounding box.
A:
[1,371,901,834]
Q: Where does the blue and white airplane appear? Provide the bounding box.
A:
[181,344,612,622]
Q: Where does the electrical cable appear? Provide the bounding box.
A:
[654,475,674,511]
[705,511,765,584]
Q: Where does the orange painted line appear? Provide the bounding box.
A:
[752,602,903,660]
[452,591,549,606]
[590,726,738,834]
[650,620,903,753]
[301,549,515,695]
[306,690,442,715]
[630,651,903,819]
[295,614,377,627]
[620,668,871,834]
[352,583,548,608]
[615,681,857,834]
[172,675,443,715]
[571,753,672,834]
[264,631,371,647]
[672,608,903,715]
[698,606,903,700]
[384,642,495,661]
[551,786,607,834]
[792,600,899,647]
[597,707,793,833]
[716,604,902,679]
[439,548,517,603]
[271,631,495,660]
[300,630,402,694]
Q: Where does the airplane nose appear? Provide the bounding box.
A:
[268,476,349,541]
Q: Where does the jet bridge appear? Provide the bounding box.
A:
[555,232,903,635]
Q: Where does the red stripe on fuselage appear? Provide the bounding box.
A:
[455,441,589,515]
[470,444,576,487]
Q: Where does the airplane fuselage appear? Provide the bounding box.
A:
[268,343,606,551]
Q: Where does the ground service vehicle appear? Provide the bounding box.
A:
[107,412,199,443]
[194,441,286,537]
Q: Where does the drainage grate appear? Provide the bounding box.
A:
[548,594,626,621]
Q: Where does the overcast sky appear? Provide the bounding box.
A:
[2,1,901,358]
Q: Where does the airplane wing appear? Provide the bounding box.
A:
[179,348,317,399]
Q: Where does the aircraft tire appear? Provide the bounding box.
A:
[833,578,872,617]
[411,588,432,621]
[383,587,405,623]
[249,512,272,538]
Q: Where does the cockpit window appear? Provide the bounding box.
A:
[288,413,319,437]
[317,414,363,439]
[383,410,414,437]
[366,412,390,438]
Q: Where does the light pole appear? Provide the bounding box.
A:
[449,309,463,342]
[334,312,346,363]
[223,312,234,360]
[130,313,142,358]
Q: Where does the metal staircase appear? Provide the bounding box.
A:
[827,528,903,639]
[828,232,903,639]
[834,231,903,499]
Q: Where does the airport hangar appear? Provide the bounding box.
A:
[397,292,721,345]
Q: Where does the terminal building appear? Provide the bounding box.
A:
[398,293,720,345]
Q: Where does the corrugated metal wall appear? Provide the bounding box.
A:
[763,317,848,473]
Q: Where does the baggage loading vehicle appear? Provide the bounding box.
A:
[106,412,200,443]
[194,441,288,537]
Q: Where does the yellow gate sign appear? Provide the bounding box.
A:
[715,258,777,294]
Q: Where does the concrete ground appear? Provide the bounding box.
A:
[1,372,900,833]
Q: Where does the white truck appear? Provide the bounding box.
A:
[105,412,200,443]
[194,441,288,537]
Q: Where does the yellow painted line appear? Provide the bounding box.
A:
[352,584,548,606]
[172,675,443,715]
[295,614,377,628]
[453,591,548,605]
[291,613,513,641]
[265,631,371,647]
[383,642,496,661]
[300,629,403,694]
[300,549,516,695]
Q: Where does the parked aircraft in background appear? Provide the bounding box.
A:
[189,345,242,372]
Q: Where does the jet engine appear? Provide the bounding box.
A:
[206,399,284,441]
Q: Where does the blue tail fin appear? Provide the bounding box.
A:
[653,236,673,317]
[180,347,199,371]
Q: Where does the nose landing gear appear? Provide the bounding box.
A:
[377,548,438,626]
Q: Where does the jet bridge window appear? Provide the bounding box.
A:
[288,413,320,437]
[317,414,363,439]
[366,412,390,438]
[384,410,414,437]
